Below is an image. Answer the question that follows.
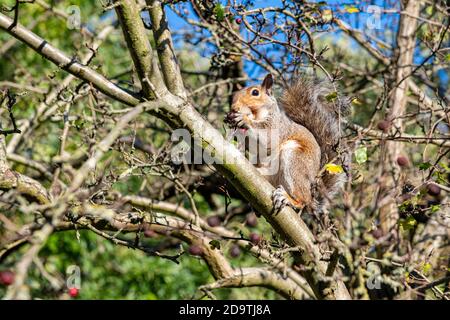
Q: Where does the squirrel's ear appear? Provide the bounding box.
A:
[261,73,273,95]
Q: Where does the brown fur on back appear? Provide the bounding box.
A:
[279,79,350,200]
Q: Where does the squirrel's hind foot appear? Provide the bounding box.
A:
[272,185,301,213]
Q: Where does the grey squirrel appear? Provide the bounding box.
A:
[225,74,350,212]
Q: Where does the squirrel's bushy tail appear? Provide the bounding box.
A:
[280,78,350,205]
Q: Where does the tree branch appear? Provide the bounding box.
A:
[114,0,166,99]
[147,0,186,98]
[0,13,140,106]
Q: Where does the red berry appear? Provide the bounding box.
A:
[207,215,221,227]
[188,245,203,256]
[377,120,391,132]
[249,233,261,245]
[0,270,14,286]
[230,244,241,258]
[372,228,383,239]
[144,228,157,238]
[235,18,242,24]
[396,156,409,167]
[427,183,441,196]
[246,213,258,227]
[68,287,79,298]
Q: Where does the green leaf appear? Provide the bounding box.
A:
[399,216,417,231]
[445,53,450,62]
[325,91,338,102]
[398,200,410,214]
[439,162,450,172]
[430,204,440,213]
[418,162,432,170]
[209,240,221,250]
[214,4,225,21]
[354,147,367,164]
[432,171,448,184]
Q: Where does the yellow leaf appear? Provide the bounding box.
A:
[422,262,432,274]
[346,7,360,13]
[325,163,344,174]
[322,9,333,22]
[405,272,410,283]
[351,97,362,105]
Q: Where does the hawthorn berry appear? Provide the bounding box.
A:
[372,228,383,239]
[249,233,261,245]
[427,183,441,196]
[246,213,258,228]
[377,120,391,132]
[0,270,14,286]
[189,245,203,256]
[396,156,409,167]
[207,215,221,227]
[230,244,241,258]
[68,287,79,298]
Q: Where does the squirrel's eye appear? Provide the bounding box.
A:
[251,89,259,96]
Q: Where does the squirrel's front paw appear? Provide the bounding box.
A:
[225,112,250,130]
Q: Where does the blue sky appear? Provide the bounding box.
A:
[141,1,447,90]
[163,1,401,70]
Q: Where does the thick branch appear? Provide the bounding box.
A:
[61,211,309,299]
[0,169,50,204]
[0,133,50,205]
[122,195,315,298]
[199,267,305,300]
[114,0,166,98]
[147,0,186,98]
[380,0,421,235]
